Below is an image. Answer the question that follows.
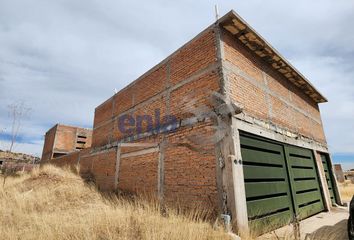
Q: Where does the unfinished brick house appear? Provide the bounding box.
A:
[41,124,92,163]
[41,10,342,235]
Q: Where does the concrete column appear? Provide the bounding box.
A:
[157,141,165,201]
[114,144,121,191]
[230,117,249,236]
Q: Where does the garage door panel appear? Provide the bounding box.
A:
[240,133,325,234]
[298,201,324,220]
[288,156,314,168]
[287,147,312,158]
[241,148,283,166]
[291,168,317,179]
[241,134,294,235]
[295,190,322,206]
[244,165,286,180]
[240,136,283,152]
[249,210,293,235]
[247,195,291,219]
[294,179,320,192]
[245,182,289,198]
[286,145,324,219]
[240,135,285,166]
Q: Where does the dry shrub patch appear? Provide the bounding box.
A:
[0,165,229,240]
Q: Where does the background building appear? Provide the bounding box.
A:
[334,164,345,182]
[41,124,92,163]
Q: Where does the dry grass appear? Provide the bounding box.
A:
[338,180,354,202]
[0,165,230,240]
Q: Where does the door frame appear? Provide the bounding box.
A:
[230,117,334,235]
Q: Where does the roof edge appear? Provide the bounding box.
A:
[218,10,327,103]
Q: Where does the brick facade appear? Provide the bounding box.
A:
[41,124,92,162]
[222,29,326,143]
[42,10,333,233]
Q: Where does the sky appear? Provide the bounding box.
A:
[0,0,353,170]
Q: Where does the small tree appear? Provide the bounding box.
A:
[0,128,5,150]
[7,101,31,152]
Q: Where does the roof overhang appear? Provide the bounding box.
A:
[218,10,327,103]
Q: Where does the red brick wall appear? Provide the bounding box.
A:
[41,125,57,162]
[85,27,221,210]
[222,29,326,143]
[41,124,93,164]
[164,121,218,210]
[75,148,116,191]
[52,151,80,167]
[118,151,159,195]
[54,125,78,152]
[91,149,117,191]
[78,148,94,177]
[169,71,220,120]
[91,28,218,147]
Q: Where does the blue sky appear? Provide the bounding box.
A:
[332,154,354,171]
[0,0,353,170]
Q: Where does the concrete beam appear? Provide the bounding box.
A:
[157,140,165,201]
[114,144,121,190]
[120,143,159,148]
[120,147,159,159]
[235,117,328,153]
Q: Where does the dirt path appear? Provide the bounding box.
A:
[305,219,348,240]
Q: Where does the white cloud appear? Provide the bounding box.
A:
[0,0,353,158]
[0,139,43,157]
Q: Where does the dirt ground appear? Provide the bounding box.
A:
[258,207,349,240]
[304,218,348,240]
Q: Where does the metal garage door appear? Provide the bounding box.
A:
[240,134,325,233]
[320,153,337,205]
[285,145,325,220]
[241,135,294,232]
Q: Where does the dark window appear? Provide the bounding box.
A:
[53,153,67,158]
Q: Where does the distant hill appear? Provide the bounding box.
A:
[0,150,40,164]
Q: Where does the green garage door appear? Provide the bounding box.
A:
[286,145,325,220]
[240,134,325,233]
[320,153,337,205]
[241,135,294,233]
